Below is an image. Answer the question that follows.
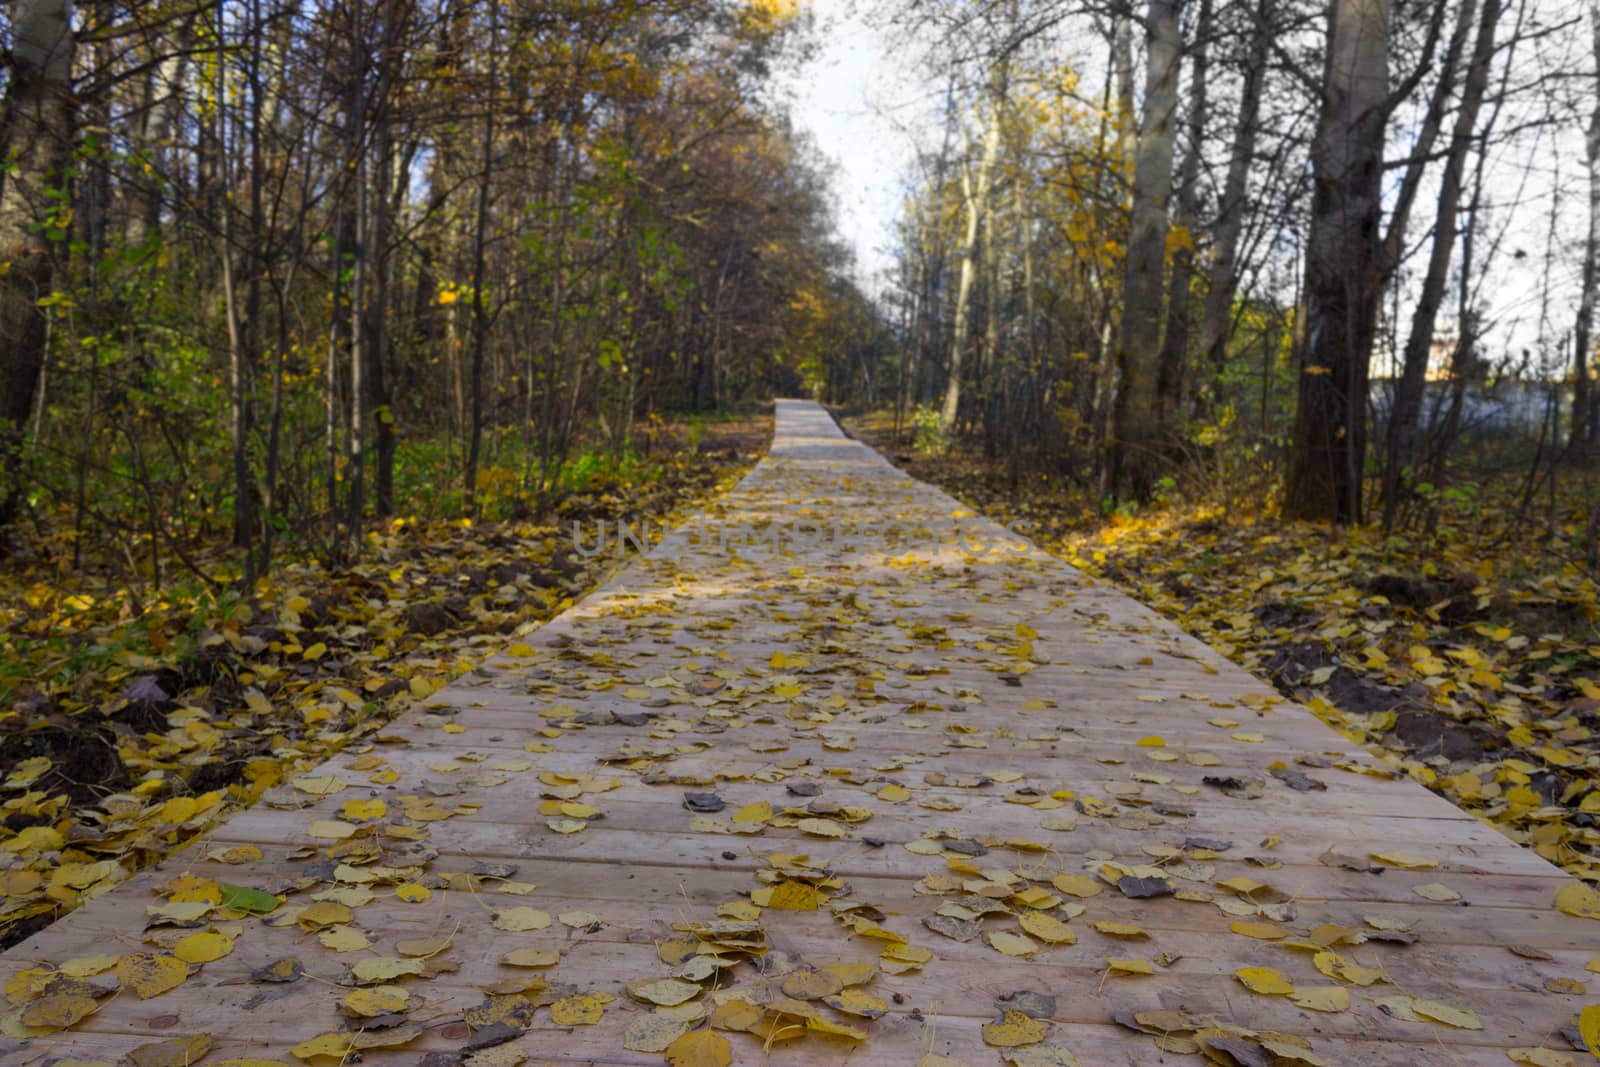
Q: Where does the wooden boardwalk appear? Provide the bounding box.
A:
[2,400,1594,1066]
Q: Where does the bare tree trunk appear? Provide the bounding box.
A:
[523,135,561,487]
[981,150,1002,454]
[368,0,408,518]
[214,0,258,579]
[919,79,957,413]
[326,211,345,526]
[536,133,574,493]
[463,0,499,511]
[1198,0,1272,409]
[1089,21,1134,471]
[78,16,111,286]
[1113,6,1136,184]
[898,249,920,438]
[1109,0,1183,502]
[0,0,74,529]
[346,46,368,543]
[1427,6,1515,484]
[1283,0,1389,524]
[242,0,267,556]
[939,70,1004,437]
[1383,0,1497,528]
[369,130,396,518]
[1017,167,1038,459]
[1157,0,1211,426]
[1573,2,1600,451]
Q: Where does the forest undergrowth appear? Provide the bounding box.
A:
[0,416,769,949]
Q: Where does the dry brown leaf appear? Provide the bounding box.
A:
[665,1029,733,1066]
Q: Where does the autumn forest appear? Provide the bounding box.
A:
[6,0,1600,1032]
[2,0,1598,568]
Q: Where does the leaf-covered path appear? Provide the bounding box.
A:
[2,401,1595,1066]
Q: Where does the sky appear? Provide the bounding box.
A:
[772,0,930,297]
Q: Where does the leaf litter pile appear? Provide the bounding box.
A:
[4,401,1600,1066]
[1057,513,1600,883]
[0,423,764,953]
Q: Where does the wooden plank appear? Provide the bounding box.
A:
[1,400,1593,1067]
[2,861,1588,1009]
[249,738,1496,827]
[200,799,1554,884]
[0,1012,1525,1067]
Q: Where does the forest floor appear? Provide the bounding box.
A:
[0,413,771,950]
[846,409,1600,886]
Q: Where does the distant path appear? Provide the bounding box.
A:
[1,400,1590,1065]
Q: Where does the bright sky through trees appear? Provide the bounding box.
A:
[777,0,928,292]
[782,0,1591,373]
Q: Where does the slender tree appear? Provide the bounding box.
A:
[1197,0,1273,409]
[1382,0,1499,527]
[463,0,499,511]
[0,0,76,528]
[1156,0,1212,424]
[1109,0,1183,501]
[940,66,1006,436]
[1573,2,1600,451]
[1282,0,1390,523]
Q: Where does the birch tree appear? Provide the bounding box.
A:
[1156,0,1212,423]
[1573,2,1600,451]
[1381,0,1499,526]
[1109,0,1183,501]
[939,68,1006,436]
[1196,0,1274,407]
